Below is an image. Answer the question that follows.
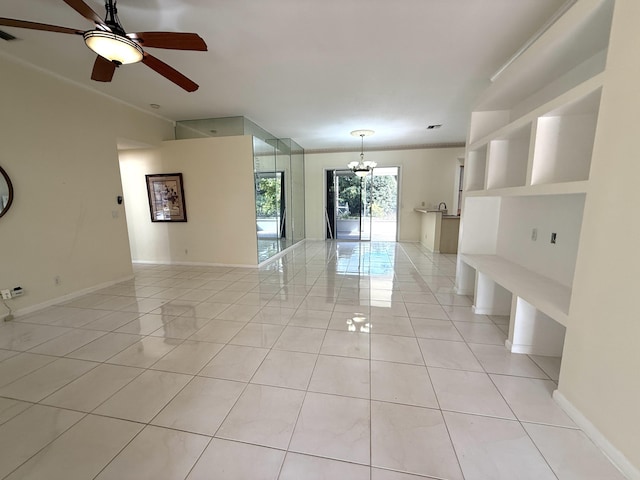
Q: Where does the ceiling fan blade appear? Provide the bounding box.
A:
[0,18,83,35]
[127,32,207,51]
[91,55,116,82]
[142,53,199,92]
[62,0,108,29]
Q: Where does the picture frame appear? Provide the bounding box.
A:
[145,173,188,222]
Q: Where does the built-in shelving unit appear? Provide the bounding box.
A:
[486,123,530,190]
[465,75,603,198]
[531,88,601,186]
[465,145,487,192]
[464,180,589,198]
[456,0,614,357]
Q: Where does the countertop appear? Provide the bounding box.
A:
[413,208,443,213]
[414,208,459,219]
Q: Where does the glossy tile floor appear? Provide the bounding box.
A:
[0,241,626,479]
[257,238,292,263]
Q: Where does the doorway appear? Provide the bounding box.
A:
[326,167,398,241]
[328,170,372,241]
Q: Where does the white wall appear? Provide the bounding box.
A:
[304,147,464,241]
[496,194,585,287]
[559,0,640,473]
[458,196,501,255]
[0,54,173,314]
[119,135,259,266]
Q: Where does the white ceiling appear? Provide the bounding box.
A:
[0,0,566,151]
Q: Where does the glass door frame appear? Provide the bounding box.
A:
[369,166,399,242]
[326,169,373,241]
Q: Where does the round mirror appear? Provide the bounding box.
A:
[0,166,14,219]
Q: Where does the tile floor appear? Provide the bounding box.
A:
[0,241,627,479]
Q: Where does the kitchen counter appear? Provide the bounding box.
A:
[415,209,460,253]
[413,208,445,214]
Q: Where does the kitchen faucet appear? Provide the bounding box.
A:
[438,202,447,211]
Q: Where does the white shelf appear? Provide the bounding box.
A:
[531,88,601,185]
[469,111,510,145]
[460,254,570,326]
[486,123,531,190]
[468,73,604,151]
[464,77,603,197]
[464,180,589,198]
[465,145,487,191]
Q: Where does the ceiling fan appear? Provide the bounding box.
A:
[0,0,207,92]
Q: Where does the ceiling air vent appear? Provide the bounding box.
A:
[0,30,18,41]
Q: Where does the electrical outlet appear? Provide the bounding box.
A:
[551,232,557,244]
[1,290,11,300]
[531,228,537,241]
[11,287,23,298]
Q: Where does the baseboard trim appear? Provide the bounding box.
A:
[10,274,135,319]
[132,241,308,269]
[472,306,496,315]
[132,260,257,268]
[456,288,474,296]
[553,390,640,480]
[472,305,510,316]
[507,341,560,357]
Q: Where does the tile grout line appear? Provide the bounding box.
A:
[0,242,604,479]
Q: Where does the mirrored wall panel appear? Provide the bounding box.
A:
[254,137,305,263]
[175,116,305,264]
[290,140,305,243]
[176,116,275,141]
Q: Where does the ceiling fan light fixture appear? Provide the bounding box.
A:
[84,30,143,65]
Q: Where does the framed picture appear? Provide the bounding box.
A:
[145,173,188,222]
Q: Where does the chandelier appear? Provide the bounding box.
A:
[348,130,376,177]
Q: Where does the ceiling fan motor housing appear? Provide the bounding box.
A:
[103,0,127,36]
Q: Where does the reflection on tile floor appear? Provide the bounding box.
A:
[0,241,627,479]
[258,238,293,263]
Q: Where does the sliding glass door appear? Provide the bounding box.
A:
[326,167,399,241]
[326,170,372,241]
